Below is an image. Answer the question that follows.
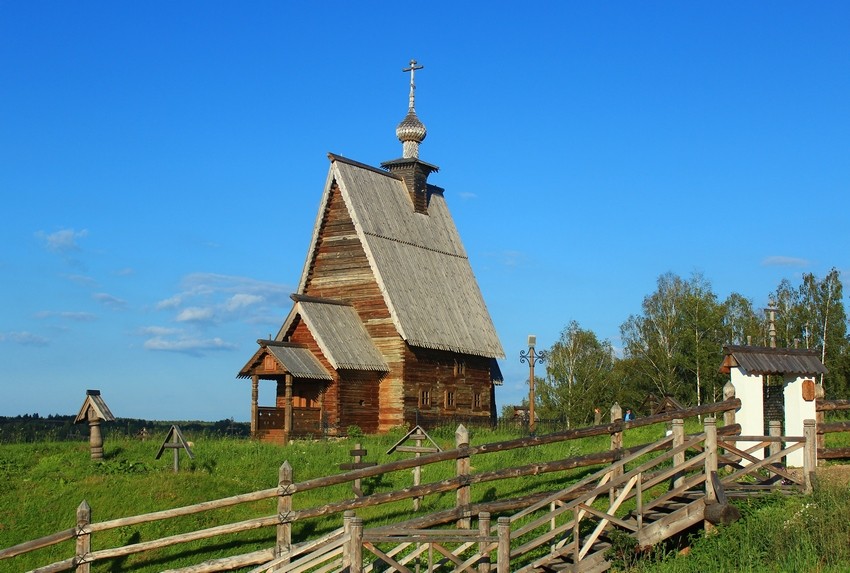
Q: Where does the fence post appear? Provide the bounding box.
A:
[276,461,293,564]
[704,417,717,503]
[75,500,91,573]
[478,512,491,573]
[456,424,471,529]
[804,419,816,493]
[672,418,684,489]
[496,517,511,573]
[720,381,740,463]
[349,517,363,573]
[723,381,736,428]
[343,511,355,570]
[769,420,782,463]
[609,403,623,504]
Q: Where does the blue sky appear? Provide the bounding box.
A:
[2,2,848,421]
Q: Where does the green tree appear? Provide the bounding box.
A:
[620,272,727,406]
[721,292,762,347]
[768,269,849,396]
[537,321,615,427]
[620,272,688,401]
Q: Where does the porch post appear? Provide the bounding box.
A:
[250,375,259,437]
[284,374,293,444]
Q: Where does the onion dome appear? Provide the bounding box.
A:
[396,108,427,158]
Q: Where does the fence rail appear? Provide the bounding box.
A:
[2,394,844,572]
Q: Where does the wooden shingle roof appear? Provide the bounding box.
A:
[296,155,504,359]
[265,342,333,380]
[281,294,388,372]
[721,345,828,376]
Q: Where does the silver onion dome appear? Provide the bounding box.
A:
[396,109,427,158]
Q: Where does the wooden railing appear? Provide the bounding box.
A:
[3,395,833,573]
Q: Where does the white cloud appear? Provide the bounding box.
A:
[35,311,97,322]
[176,306,215,323]
[144,335,236,355]
[156,295,184,310]
[140,326,181,336]
[93,292,127,309]
[0,331,48,345]
[64,274,98,287]
[762,256,810,267]
[458,191,478,200]
[225,294,263,311]
[36,228,89,253]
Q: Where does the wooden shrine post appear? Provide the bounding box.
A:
[73,390,115,461]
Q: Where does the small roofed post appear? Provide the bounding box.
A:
[74,390,116,460]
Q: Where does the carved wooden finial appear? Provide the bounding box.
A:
[455,424,469,447]
[610,402,622,422]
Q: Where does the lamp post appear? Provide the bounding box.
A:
[520,335,547,434]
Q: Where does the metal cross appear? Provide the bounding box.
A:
[403,59,423,109]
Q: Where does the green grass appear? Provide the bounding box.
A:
[0,421,847,572]
[624,482,850,573]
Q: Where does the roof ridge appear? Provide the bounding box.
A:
[363,230,468,259]
[328,153,402,180]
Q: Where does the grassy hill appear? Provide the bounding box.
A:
[0,423,848,572]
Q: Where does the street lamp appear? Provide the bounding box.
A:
[520,334,547,434]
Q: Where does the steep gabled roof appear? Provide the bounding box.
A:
[74,390,115,423]
[296,154,504,359]
[279,294,388,372]
[721,345,828,376]
[237,341,333,380]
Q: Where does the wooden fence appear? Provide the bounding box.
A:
[816,398,850,460]
[0,392,837,573]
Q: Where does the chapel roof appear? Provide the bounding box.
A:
[296,154,505,359]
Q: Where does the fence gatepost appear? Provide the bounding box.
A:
[496,517,511,573]
[349,517,363,573]
[704,417,717,503]
[723,381,736,428]
[804,419,816,493]
[672,418,684,488]
[478,512,491,573]
[276,461,293,564]
[75,500,91,573]
[769,420,782,463]
[456,425,471,529]
[609,403,623,504]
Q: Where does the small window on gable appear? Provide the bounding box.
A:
[419,389,431,407]
[263,354,276,371]
[454,360,466,377]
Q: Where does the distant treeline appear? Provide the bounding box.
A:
[0,414,250,443]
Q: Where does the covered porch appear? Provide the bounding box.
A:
[238,340,333,443]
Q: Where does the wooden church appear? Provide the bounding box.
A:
[238,62,504,441]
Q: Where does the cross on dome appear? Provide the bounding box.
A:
[396,59,427,159]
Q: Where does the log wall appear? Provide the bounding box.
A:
[403,347,493,428]
[300,182,406,431]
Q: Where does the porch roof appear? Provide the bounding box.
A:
[721,345,828,376]
[237,341,333,381]
[285,294,388,372]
